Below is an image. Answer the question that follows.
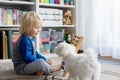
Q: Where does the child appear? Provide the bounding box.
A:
[12,11,62,76]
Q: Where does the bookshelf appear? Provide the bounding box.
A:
[0,0,77,58]
[0,0,36,59]
[0,0,36,30]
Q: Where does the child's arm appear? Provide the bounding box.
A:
[19,37,39,63]
[36,51,46,61]
[36,52,52,65]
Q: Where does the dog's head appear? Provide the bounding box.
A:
[55,42,76,57]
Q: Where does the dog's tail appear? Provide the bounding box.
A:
[84,48,98,60]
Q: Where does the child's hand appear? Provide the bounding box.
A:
[46,59,52,65]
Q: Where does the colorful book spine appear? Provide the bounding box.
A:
[2,8,6,25]
[39,0,44,3]
[64,0,69,5]
[54,0,59,4]
[0,31,8,59]
[50,0,54,4]
[8,9,13,25]
[44,0,49,3]
[13,9,17,25]
[3,31,8,59]
[6,31,13,59]
[0,8,2,25]
[5,9,8,25]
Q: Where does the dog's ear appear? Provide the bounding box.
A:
[55,42,68,57]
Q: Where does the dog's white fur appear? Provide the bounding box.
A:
[55,42,101,80]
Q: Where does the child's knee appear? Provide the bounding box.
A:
[38,59,52,75]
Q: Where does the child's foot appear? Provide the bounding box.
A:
[52,63,63,72]
[35,71,45,76]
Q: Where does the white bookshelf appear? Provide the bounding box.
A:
[0,0,37,59]
[0,0,77,56]
[0,0,36,30]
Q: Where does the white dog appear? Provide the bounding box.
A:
[55,42,101,80]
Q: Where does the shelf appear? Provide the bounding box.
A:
[0,28,19,30]
[0,25,75,30]
[0,25,20,30]
[0,0,77,58]
[39,3,75,8]
[0,25,20,27]
[42,25,76,27]
[0,1,35,5]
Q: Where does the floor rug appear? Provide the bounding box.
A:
[99,58,120,80]
[0,56,120,80]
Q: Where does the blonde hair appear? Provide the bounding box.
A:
[19,11,42,35]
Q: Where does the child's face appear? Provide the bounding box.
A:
[29,22,42,37]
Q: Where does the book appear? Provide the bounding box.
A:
[6,30,13,59]
[39,0,44,3]
[50,0,54,4]
[0,31,8,59]
[13,9,17,25]
[44,0,49,3]
[3,31,8,59]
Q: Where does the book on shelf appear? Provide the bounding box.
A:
[49,0,54,4]
[0,31,8,59]
[6,30,13,59]
[0,31,20,59]
[44,0,49,3]
[39,8,63,26]
[39,0,74,5]
[0,7,28,25]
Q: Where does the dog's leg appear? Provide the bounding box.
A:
[92,63,101,80]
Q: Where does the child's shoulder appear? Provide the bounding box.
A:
[21,34,29,39]
[20,34,30,43]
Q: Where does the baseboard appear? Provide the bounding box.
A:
[98,55,120,60]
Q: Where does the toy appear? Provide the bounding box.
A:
[63,10,72,25]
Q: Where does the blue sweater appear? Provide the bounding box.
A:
[13,34,46,63]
